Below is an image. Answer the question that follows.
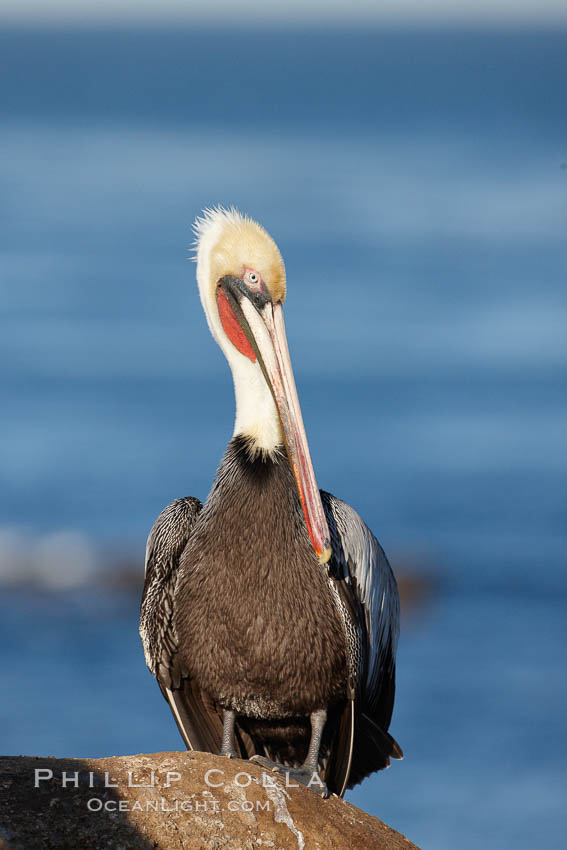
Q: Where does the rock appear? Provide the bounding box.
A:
[0,751,419,849]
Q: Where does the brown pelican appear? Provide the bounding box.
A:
[140,207,402,797]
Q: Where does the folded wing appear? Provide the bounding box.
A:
[321,491,403,791]
[140,497,229,753]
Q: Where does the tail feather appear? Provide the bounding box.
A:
[324,699,355,797]
[347,711,403,790]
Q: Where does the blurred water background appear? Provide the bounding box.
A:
[0,23,566,850]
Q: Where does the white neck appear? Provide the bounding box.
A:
[230,355,283,456]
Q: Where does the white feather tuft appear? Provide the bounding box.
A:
[191,205,248,262]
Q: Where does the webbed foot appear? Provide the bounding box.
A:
[250,755,328,798]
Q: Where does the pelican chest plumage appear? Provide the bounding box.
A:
[140,207,402,796]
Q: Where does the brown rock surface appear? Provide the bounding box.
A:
[0,751,419,849]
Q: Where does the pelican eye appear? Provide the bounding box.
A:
[243,268,263,288]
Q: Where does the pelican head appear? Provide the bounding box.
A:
[194,206,331,565]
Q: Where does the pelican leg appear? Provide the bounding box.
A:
[251,708,329,798]
[302,708,327,772]
[219,709,239,758]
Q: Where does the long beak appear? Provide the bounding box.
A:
[237,295,332,566]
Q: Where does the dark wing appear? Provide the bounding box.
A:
[140,497,228,753]
[321,491,403,791]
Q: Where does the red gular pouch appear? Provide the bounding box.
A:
[216,287,256,362]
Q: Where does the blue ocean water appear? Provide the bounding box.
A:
[0,26,566,849]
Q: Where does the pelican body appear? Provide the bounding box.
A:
[140,208,402,796]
